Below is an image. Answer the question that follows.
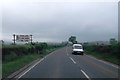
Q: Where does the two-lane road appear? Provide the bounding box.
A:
[19,46,119,79]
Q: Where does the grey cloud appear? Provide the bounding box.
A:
[2,2,118,42]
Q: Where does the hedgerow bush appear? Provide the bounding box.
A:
[34,43,48,54]
[2,45,30,61]
[2,43,64,62]
[83,42,120,57]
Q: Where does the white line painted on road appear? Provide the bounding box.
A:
[18,58,44,79]
[81,69,90,80]
[45,47,63,58]
[66,52,68,56]
[45,51,55,58]
[66,47,69,56]
[18,48,61,79]
[85,54,119,69]
[69,57,76,64]
[98,60,119,69]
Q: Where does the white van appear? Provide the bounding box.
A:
[72,44,84,55]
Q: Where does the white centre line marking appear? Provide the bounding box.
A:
[69,57,76,64]
[18,58,44,79]
[81,69,91,80]
[66,47,69,56]
[67,53,68,56]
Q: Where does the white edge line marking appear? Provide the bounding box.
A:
[18,48,57,78]
[81,69,90,79]
[85,54,118,69]
[69,57,76,64]
[98,60,119,69]
[18,58,44,78]
[45,51,54,58]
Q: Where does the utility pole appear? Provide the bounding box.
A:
[13,34,16,45]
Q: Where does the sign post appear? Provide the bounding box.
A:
[30,35,33,45]
[13,34,33,44]
[13,34,16,45]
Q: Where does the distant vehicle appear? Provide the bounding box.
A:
[72,44,84,55]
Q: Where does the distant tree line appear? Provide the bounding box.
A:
[68,36,77,44]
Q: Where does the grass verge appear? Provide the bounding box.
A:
[3,54,41,77]
[2,47,61,78]
[85,51,119,65]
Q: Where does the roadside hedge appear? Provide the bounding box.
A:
[83,42,120,57]
[2,43,64,62]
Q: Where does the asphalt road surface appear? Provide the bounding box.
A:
[19,46,119,79]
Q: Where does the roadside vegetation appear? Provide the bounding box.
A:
[2,43,65,78]
[83,42,120,65]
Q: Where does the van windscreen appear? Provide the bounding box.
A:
[74,46,82,49]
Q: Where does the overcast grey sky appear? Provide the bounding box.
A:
[1,0,119,42]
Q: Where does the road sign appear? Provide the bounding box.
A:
[16,35,31,42]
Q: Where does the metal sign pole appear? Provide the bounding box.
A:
[30,35,32,45]
[13,34,16,45]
